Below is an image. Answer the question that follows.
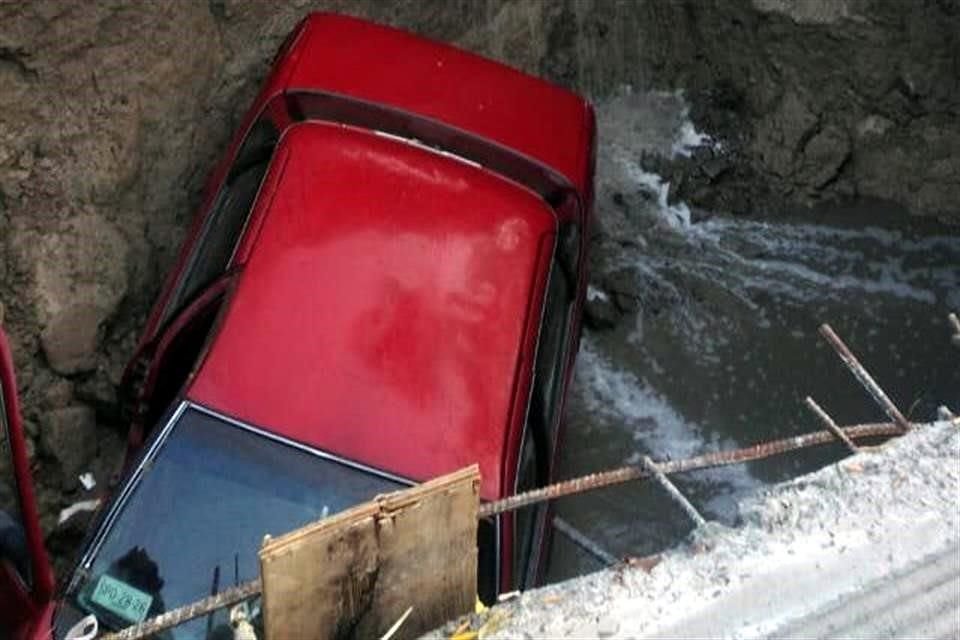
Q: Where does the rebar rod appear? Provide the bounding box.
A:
[103,416,945,640]
[480,465,646,518]
[643,455,707,528]
[553,516,620,567]
[98,579,261,640]
[479,419,910,518]
[804,396,860,454]
[819,324,912,433]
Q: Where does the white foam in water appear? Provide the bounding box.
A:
[671,118,711,158]
[587,285,609,303]
[613,150,691,228]
[596,89,959,317]
[575,338,761,499]
[573,87,959,532]
[683,217,955,309]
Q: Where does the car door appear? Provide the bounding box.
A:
[509,222,580,589]
[120,112,282,451]
[0,329,54,638]
[122,278,232,459]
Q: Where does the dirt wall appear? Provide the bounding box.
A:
[0,0,957,556]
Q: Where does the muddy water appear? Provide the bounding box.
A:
[546,92,960,581]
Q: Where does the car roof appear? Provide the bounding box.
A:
[187,122,555,499]
[286,13,595,200]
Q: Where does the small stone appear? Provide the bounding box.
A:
[20,212,129,375]
[22,418,39,438]
[24,434,35,460]
[42,378,75,409]
[701,157,730,180]
[17,150,34,170]
[597,616,620,638]
[584,292,620,331]
[76,368,118,412]
[40,405,98,488]
[566,622,598,639]
[843,461,864,474]
[41,304,104,375]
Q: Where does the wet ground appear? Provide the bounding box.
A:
[545,91,960,582]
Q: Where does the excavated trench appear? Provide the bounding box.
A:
[548,91,959,581]
[1,0,958,591]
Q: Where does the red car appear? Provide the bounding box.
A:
[0,13,595,639]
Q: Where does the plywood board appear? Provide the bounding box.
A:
[259,465,480,640]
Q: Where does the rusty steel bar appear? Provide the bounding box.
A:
[480,465,646,518]
[818,324,912,433]
[553,516,620,567]
[643,455,707,528]
[103,415,947,639]
[804,396,860,454]
[99,579,261,640]
[479,420,912,518]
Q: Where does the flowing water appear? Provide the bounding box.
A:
[546,91,960,581]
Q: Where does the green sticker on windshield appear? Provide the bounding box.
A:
[90,574,153,623]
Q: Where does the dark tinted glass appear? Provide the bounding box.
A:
[528,256,574,452]
[162,119,278,326]
[68,408,401,638]
[512,433,541,590]
[170,163,265,319]
[477,517,498,605]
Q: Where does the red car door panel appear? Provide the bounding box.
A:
[0,329,54,637]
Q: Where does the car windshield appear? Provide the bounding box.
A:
[64,406,402,638]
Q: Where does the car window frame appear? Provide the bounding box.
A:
[140,277,232,426]
[157,115,280,330]
[68,401,414,597]
[526,221,579,464]
[508,220,580,590]
[511,426,545,591]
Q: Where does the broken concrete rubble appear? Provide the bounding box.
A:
[426,420,960,639]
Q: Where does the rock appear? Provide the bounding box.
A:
[701,157,731,181]
[566,622,599,639]
[584,287,620,331]
[39,405,98,489]
[854,121,960,220]
[40,304,105,375]
[18,211,129,375]
[41,377,74,409]
[751,91,818,179]
[797,124,851,190]
[75,368,118,415]
[22,418,38,438]
[597,616,621,637]
[856,115,893,139]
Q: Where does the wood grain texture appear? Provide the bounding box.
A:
[260,466,480,639]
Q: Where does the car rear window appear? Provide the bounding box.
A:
[66,406,402,638]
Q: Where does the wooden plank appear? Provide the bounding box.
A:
[260,465,480,640]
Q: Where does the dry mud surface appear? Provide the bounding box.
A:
[427,420,960,639]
